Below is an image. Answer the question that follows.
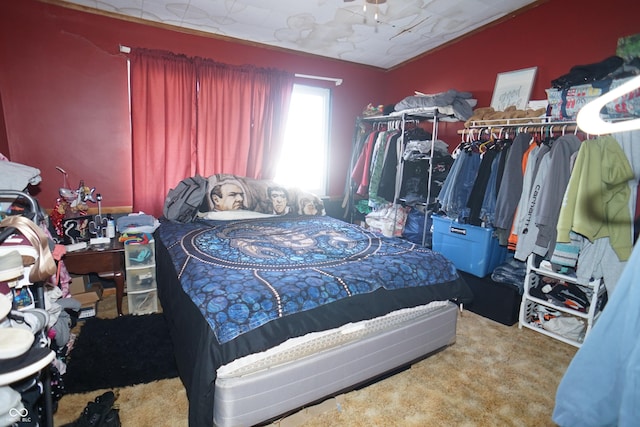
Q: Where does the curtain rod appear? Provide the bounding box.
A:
[120,44,342,86]
[119,45,342,86]
[294,73,343,86]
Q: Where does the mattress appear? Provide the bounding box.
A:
[154,215,473,426]
[214,301,458,427]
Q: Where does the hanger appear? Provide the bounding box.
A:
[577,75,640,134]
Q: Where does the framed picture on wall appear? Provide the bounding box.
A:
[490,67,538,111]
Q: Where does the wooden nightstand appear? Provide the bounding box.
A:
[63,239,126,316]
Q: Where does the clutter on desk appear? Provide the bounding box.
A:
[116,213,159,234]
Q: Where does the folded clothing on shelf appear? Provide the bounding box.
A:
[529,279,590,312]
[541,316,586,342]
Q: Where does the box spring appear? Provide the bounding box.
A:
[214,301,459,427]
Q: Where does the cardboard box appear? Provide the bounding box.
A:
[74,292,100,319]
[69,275,101,319]
[69,275,88,295]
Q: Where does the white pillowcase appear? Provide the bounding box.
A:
[198,210,277,221]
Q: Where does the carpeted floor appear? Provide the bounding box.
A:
[63,313,178,394]
[54,293,577,426]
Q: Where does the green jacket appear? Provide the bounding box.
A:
[556,135,634,261]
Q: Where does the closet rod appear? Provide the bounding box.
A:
[359,107,440,122]
[457,123,579,135]
[118,45,343,86]
[466,117,578,128]
[458,115,637,135]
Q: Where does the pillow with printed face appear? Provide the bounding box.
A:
[203,174,324,216]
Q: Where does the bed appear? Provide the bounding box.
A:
[155,174,473,426]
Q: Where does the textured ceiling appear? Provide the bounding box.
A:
[56,0,539,69]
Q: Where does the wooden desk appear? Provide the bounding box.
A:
[63,240,126,316]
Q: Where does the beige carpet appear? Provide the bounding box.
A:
[54,294,576,426]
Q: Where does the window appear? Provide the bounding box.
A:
[274,84,330,196]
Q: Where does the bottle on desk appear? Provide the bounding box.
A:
[106,215,116,239]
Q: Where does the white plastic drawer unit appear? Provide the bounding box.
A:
[124,238,158,315]
[126,266,157,293]
[127,289,158,315]
[124,240,155,268]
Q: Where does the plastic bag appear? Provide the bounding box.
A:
[403,208,432,245]
[365,204,408,237]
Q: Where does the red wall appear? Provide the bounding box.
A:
[384,0,638,144]
[0,0,637,211]
[0,0,384,210]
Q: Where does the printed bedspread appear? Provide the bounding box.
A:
[157,215,460,344]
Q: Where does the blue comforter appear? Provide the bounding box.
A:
[157,215,459,344]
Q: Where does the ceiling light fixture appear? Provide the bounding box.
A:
[362,0,385,28]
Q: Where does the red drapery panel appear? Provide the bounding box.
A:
[196,61,254,177]
[129,50,293,217]
[129,49,197,217]
[195,60,293,179]
[247,68,294,179]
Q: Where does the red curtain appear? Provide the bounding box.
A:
[129,49,197,217]
[245,67,294,179]
[196,61,293,179]
[129,49,294,217]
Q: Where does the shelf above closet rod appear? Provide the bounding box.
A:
[359,107,440,122]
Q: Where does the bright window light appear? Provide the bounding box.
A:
[274,84,330,196]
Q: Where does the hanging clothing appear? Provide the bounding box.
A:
[478,148,505,228]
[368,130,399,207]
[352,130,379,197]
[553,240,640,427]
[494,138,511,197]
[376,132,401,202]
[513,144,551,260]
[551,130,639,294]
[506,140,539,250]
[555,135,634,261]
[493,132,533,245]
[436,145,466,212]
[532,134,582,256]
[514,134,582,261]
[436,149,481,222]
[466,147,499,226]
[350,125,437,209]
[614,130,640,239]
